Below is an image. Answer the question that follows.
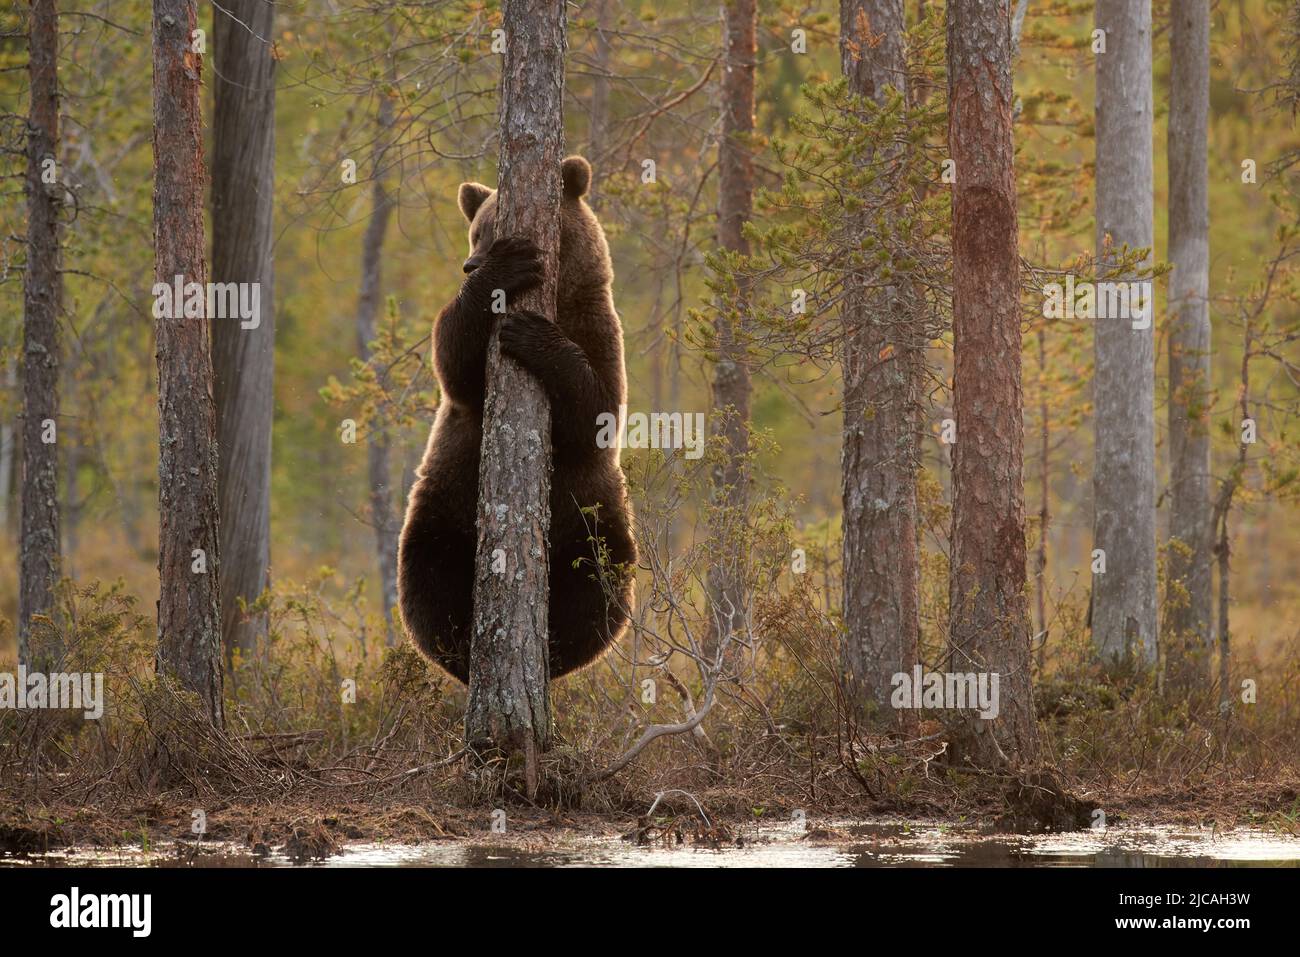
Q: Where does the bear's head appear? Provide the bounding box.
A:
[456,155,613,296]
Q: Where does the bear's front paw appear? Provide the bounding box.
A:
[498,310,552,361]
[482,236,544,299]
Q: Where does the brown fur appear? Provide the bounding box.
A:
[397,156,636,683]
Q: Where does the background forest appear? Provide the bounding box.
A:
[1,0,1298,840]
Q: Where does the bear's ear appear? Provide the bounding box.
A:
[458,182,492,222]
[561,156,592,199]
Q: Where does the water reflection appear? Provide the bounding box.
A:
[5,821,1299,868]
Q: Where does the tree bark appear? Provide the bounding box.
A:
[153,0,224,725]
[211,0,276,667]
[1211,509,1233,716]
[945,0,1038,766]
[1092,0,1158,668]
[64,429,78,577]
[0,360,15,534]
[587,0,612,210]
[1213,319,1251,713]
[1036,326,1049,670]
[1215,511,1231,712]
[356,91,399,647]
[838,0,921,722]
[464,0,565,775]
[20,0,62,667]
[706,0,755,656]
[1165,0,1212,694]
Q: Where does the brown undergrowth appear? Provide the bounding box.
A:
[2,577,1297,860]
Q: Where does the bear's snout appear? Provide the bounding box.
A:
[463,256,483,274]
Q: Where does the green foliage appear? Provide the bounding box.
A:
[716,12,952,368]
[319,296,436,434]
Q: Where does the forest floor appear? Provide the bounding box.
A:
[4,612,1298,864]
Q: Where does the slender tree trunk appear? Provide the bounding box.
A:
[838,0,920,722]
[21,0,62,667]
[357,91,399,647]
[211,0,276,667]
[465,0,565,781]
[588,0,612,210]
[153,0,224,725]
[1165,0,1212,695]
[0,360,16,534]
[1036,326,1049,670]
[945,0,1038,766]
[1213,320,1252,713]
[64,432,78,577]
[1215,513,1231,712]
[706,0,755,657]
[1092,0,1158,668]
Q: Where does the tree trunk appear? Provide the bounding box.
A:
[588,0,612,210]
[1213,319,1251,713]
[706,0,755,657]
[153,0,224,725]
[838,0,921,722]
[64,431,78,577]
[20,0,63,667]
[1092,0,1158,668]
[1036,326,1049,670]
[465,0,565,778]
[945,0,1038,766]
[1215,513,1231,712]
[357,91,400,647]
[1165,0,1212,695]
[0,360,16,534]
[212,0,276,667]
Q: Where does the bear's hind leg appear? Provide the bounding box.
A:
[397,512,476,683]
[547,544,633,679]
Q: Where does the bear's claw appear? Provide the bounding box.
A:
[498,310,551,360]
[482,236,544,298]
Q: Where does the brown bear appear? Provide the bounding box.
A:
[397,155,636,683]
